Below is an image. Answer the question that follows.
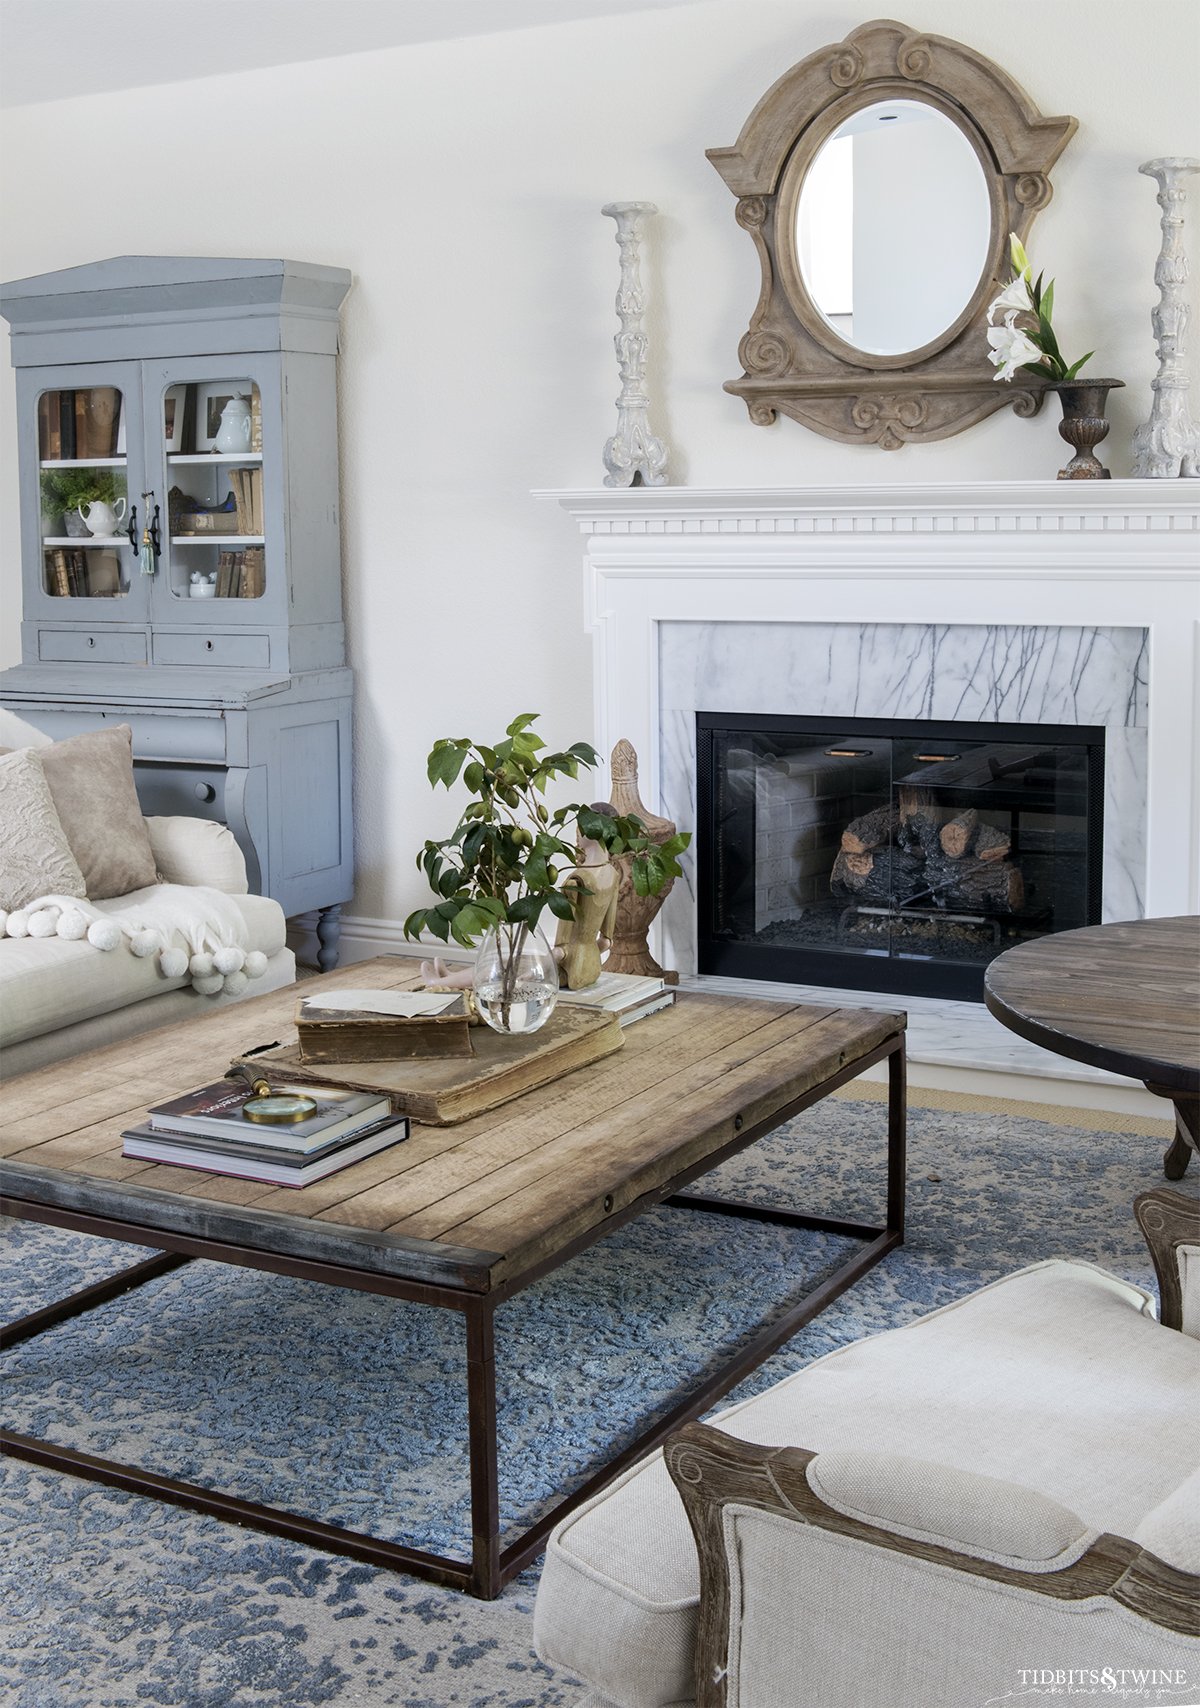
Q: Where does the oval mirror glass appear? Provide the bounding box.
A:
[795,99,991,357]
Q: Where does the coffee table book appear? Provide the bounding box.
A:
[556,972,676,1027]
[295,991,475,1063]
[147,1077,391,1143]
[121,1115,409,1188]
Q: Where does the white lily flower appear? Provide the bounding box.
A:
[987,274,1032,321]
[987,312,1044,382]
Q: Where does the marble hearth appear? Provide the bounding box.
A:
[543,483,1200,1097]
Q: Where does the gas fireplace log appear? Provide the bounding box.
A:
[974,822,1012,864]
[898,786,937,824]
[831,847,924,904]
[898,811,942,862]
[923,853,1025,912]
[840,804,899,854]
[939,808,979,858]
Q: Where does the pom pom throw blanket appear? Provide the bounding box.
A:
[0,884,269,996]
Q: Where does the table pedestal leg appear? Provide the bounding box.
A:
[1146,1085,1198,1180]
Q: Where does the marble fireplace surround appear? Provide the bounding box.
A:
[540,483,1200,1091]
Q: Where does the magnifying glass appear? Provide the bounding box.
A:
[241,1077,318,1124]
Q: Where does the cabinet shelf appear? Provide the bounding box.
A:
[167,453,263,465]
[43,535,126,547]
[40,457,127,469]
[171,534,265,546]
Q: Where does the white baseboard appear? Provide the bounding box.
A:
[340,916,475,964]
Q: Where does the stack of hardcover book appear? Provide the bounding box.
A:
[122,1078,408,1188]
[556,971,675,1026]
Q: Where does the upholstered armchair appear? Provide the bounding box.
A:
[534,1190,1200,1708]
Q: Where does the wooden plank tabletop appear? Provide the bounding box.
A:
[1,958,904,1291]
[985,917,1200,1093]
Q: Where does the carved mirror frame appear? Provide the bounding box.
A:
[707,19,1077,447]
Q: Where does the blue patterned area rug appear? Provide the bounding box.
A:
[2,1096,1190,1708]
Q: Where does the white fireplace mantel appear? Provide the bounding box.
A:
[538,483,1200,957]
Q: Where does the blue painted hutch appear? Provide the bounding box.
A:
[0,256,354,968]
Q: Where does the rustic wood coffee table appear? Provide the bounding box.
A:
[2,957,905,1598]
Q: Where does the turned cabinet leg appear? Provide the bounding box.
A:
[316,904,342,973]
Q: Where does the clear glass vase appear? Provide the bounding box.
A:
[472,921,559,1035]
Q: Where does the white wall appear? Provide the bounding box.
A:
[1,0,1197,930]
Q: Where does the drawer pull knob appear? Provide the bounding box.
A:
[87,636,95,648]
[205,640,214,651]
[194,782,216,803]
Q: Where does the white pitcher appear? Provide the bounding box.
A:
[214,395,252,454]
[78,497,126,538]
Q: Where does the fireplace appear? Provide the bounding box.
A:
[696,713,1104,1001]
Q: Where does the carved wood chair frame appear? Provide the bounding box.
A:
[707,19,1077,448]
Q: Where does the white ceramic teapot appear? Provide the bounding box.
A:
[214,394,252,454]
[78,496,127,538]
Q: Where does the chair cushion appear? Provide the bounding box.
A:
[0,892,286,1047]
[0,748,87,911]
[534,1260,1200,1708]
[1134,1464,1200,1574]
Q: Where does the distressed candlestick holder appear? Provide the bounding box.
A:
[1133,157,1200,479]
[601,202,669,488]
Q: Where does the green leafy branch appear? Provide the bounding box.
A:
[403,713,690,948]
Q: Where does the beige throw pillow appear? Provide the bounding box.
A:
[0,748,88,910]
[36,725,159,900]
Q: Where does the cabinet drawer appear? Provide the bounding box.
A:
[133,763,227,823]
[153,631,271,669]
[38,628,148,664]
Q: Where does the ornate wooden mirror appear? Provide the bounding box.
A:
[707,20,1076,447]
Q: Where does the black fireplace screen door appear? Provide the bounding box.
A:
[696,713,1104,1002]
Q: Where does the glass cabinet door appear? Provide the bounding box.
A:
[150,360,272,611]
[33,368,143,606]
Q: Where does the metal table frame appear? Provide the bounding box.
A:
[2,1036,905,1599]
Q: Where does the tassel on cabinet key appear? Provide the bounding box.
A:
[139,492,160,575]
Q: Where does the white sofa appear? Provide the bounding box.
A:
[535,1190,1200,1708]
[0,814,295,1077]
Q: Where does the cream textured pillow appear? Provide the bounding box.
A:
[0,748,88,910]
[36,725,159,901]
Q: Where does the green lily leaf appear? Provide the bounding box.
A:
[1063,351,1094,379]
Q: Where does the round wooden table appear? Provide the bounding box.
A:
[984,917,1200,1179]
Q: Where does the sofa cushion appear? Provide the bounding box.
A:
[533,1261,1200,1708]
[145,817,248,895]
[0,891,286,1048]
[36,725,158,900]
[0,748,87,911]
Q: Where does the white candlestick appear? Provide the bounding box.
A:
[1133,157,1200,478]
[601,202,669,488]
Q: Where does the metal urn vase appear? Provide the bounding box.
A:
[1050,379,1124,479]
